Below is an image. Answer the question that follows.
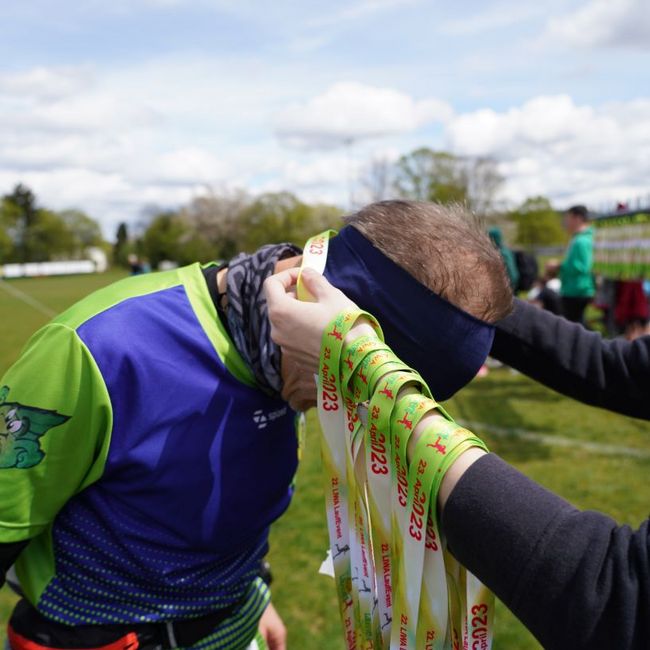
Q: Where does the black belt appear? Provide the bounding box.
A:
[9,598,242,649]
[132,605,239,649]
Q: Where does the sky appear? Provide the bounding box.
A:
[1,0,649,235]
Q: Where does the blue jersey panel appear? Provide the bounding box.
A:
[38,284,298,623]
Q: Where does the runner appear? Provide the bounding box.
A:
[0,200,512,649]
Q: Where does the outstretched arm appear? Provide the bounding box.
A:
[443,454,650,650]
[491,298,650,420]
[266,269,650,650]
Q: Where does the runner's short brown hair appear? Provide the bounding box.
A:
[344,200,513,323]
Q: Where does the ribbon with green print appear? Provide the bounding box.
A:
[301,231,495,650]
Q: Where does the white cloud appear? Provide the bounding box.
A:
[89,0,241,12]
[0,66,162,139]
[34,95,161,133]
[0,165,209,235]
[0,77,194,237]
[446,94,650,207]
[439,4,543,36]
[0,60,270,228]
[1,47,648,236]
[148,148,229,185]
[0,66,94,101]
[544,0,650,49]
[447,95,602,156]
[306,0,420,28]
[274,82,452,149]
[0,134,131,172]
[281,156,353,189]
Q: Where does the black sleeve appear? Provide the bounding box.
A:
[490,298,650,420]
[442,454,650,650]
[0,540,28,588]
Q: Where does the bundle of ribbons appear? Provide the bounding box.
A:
[299,231,495,650]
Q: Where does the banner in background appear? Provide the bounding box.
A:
[593,212,650,279]
[0,260,98,279]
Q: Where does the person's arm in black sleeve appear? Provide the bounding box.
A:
[442,453,650,650]
[491,298,650,420]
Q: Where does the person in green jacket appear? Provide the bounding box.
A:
[560,205,595,324]
[488,227,519,291]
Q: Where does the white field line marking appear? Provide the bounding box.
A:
[0,279,57,318]
[458,419,650,459]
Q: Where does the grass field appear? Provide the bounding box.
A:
[2,272,650,648]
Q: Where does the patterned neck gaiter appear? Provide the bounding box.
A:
[225,243,302,398]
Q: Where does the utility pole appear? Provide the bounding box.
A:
[343,136,356,209]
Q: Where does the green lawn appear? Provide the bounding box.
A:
[2,272,650,648]
[0,270,128,369]
[0,271,130,640]
[269,376,650,649]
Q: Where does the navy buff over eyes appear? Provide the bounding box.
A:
[323,226,494,401]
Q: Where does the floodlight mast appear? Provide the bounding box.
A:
[343,135,356,210]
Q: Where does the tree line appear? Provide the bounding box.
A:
[1,148,568,268]
[126,148,567,268]
[0,184,105,263]
[117,191,343,268]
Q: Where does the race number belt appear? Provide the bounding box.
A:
[8,596,243,650]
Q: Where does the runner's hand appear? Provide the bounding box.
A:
[265,267,360,372]
[258,601,287,650]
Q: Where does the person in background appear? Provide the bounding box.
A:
[265,268,650,650]
[560,205,595,324]
[127,253,143,275]
[488,227,519,291]
[614,279,650,341]
[527,258,562,314]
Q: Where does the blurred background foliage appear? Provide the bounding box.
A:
[1,147,569,270]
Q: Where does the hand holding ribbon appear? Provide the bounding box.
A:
[265,266,375,373]
[264,245,496,649]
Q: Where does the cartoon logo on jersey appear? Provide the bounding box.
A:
[0,386,70,469]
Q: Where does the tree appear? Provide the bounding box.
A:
[0,185,92,262]
[237,192,340,252]
[141,211,215,268]
[114,222,130,267]
[3,184,38,262]
[394,148,469,205]
[139,190,342,267]
[181,190,251,261]
[467,157,505,216]
[361,157,395,203]
[510,196,568,247]
[0,225,12,262]
[307,203,344,234]
[0,197,19,262]
[24,209,76,261]
[142,212,185,268]
[59,209,104,252]
[393,148,503,215]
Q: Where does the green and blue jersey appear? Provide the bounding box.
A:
[0,264,298,637]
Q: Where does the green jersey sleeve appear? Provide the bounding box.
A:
[565,235,592,275]
[0,323,112,542]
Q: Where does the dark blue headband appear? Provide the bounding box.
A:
[323,226,494,401]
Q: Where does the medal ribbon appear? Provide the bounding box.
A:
[300,232,495,650]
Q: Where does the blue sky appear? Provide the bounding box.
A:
[1,0,649,234]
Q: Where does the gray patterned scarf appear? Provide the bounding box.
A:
[225,243,302,398]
